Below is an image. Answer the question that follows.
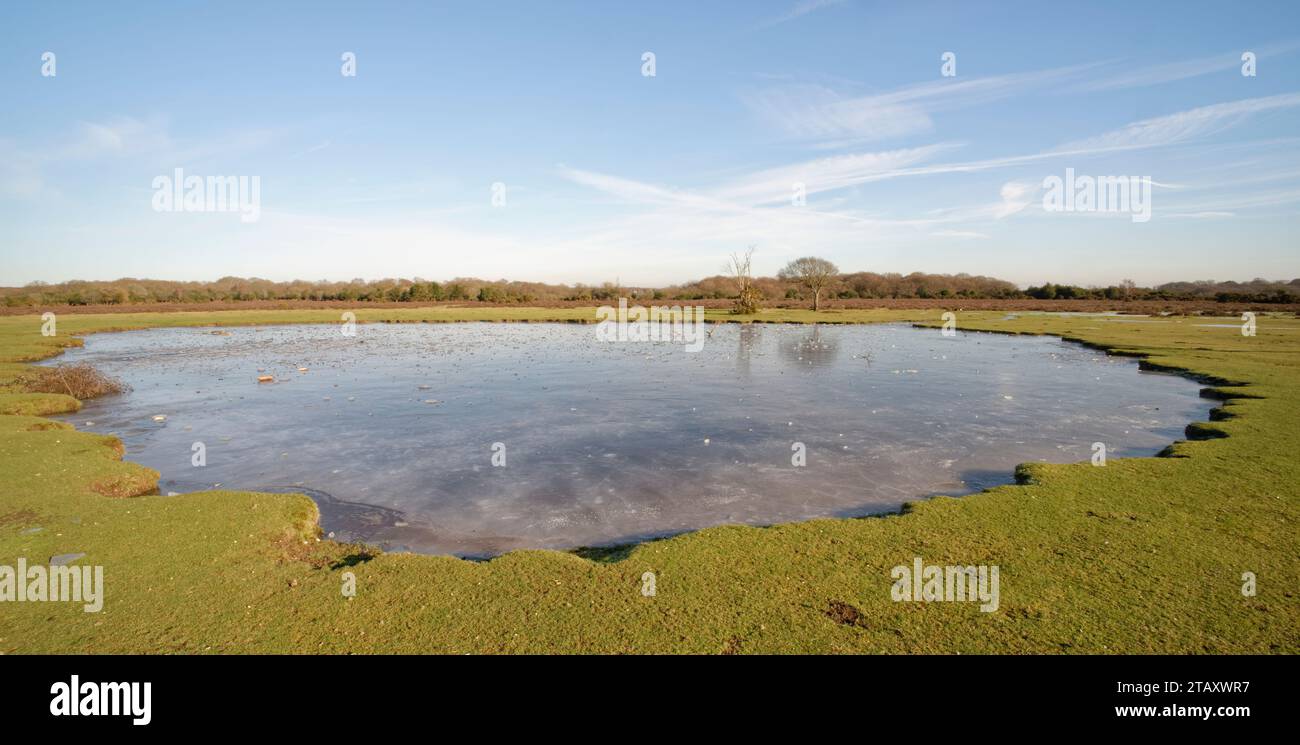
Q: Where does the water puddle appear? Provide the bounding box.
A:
[50,323,1212,557]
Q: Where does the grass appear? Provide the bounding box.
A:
[0,305,1297,653]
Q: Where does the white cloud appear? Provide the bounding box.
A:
[549,89,1300,271]
[713,144,954,205]
[1,116,283,203]
[1165,211,1235,219]
[59,116,174,159]
[552,148,1046,274]
[755,0,846,30]
[740,83,933,143]
[741,65,1094,145]
[995,181,1035,218]
[1054,93,1300,154]
[1080,41,1300,91]
[748,93,1300,190]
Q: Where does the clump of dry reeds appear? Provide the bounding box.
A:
[24,363,128,400]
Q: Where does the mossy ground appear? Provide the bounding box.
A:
[0,306,1296,653]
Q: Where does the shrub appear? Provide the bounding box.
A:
[24,363,128,400]
[732,286,763,315]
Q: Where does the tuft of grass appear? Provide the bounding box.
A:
[23,362,128,400]
[90,469,159,498]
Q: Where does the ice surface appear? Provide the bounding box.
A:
[51,322,1212,557]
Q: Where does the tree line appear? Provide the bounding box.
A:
[4,272,1297,307]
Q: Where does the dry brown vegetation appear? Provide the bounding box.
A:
[90,471,158,498]
[23,362,129,400]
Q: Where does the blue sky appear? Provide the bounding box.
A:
[1,0,1298,287]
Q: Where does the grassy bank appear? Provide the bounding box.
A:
[1,306,1297,653]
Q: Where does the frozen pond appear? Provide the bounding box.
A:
[50,322,1212,557]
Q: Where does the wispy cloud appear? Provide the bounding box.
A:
[55,116,277,164]
[553,88,1300,265]
[1161,187,1300,213]
[780,93,1300,187]
[1054,92,1300,153]
[554,146,1039,268]
[557,166,730,210]
[572,94,1300,214]
[562,144,955,213]
[741,65,1096,146]
[0,116,282,201]
[712,144,954,204]
[740,83,933,144]
[754,0,846,30]
[1165,211,1236,219]
[1080,40,1300,91]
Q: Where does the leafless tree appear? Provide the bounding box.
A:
[726,246,762,314]
[778,256,839,311]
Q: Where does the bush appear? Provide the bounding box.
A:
[24,363,128,400]
[732,286,763,315]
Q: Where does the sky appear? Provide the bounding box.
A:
[1,0,1298,288]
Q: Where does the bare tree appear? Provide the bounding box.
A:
[778,256,839,311]
[726,246,762,314]
[1120,278,1136,300]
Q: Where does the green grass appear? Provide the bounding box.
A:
[1,306,1297,653]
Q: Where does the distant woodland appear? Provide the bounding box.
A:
[5,273,1298,307]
